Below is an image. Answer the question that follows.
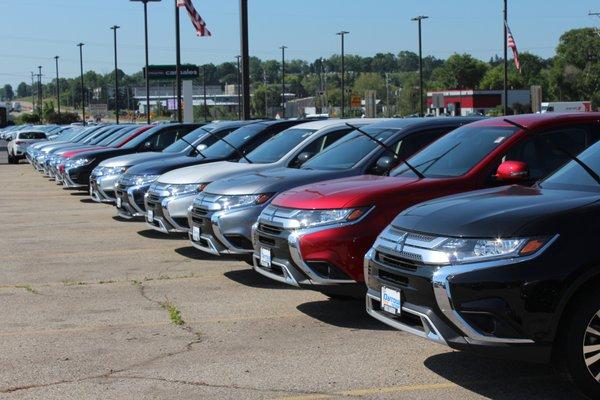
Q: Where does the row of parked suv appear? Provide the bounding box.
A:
[22,113,600,399]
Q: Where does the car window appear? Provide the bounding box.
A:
[301,128,401,171]
[288,127,355,168]
[392,126,519,178]
[246,128,317,164]
[149,126,189,151]
[19,132,46,140]
[501,126,594,180]
[201,124,267,159]
[122,125,177,149]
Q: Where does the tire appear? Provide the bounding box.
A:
[557,289,600,399]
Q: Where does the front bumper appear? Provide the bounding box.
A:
[188,203,260,256]
[115,182,150,219]
[89,174,120,203]
[145,192,196,234]
[364,233,560,363]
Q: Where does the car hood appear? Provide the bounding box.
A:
[157,161,274,185]
[203,167,357,196]
[393,185,600,238]
[98,151,170,168]
[125,155,225,176]
[273,174,422,209]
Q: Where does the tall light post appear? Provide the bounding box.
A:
[203,65,208,121]
[411,15,428,116]
[54,56,60,117]
[131,0,161,124]
[279,45,287,118]
[110,25,120,123]
[239,0,250,119]
[503,0,508,115]
[30,72,35,112]
[174,0,182,123]
[336,31,349,118]
[77,43,85,124]
[37,66,43,115]
[236,55,242,119]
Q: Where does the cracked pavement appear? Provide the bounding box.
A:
[0,149,586,399]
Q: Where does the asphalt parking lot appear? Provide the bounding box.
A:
[0,143,585,399]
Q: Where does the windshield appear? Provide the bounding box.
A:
[301,128,400,171]
[87,127,121,144]
[201,123,266,159]
[71,126,102,142]
[163,126,215,153]
[245,128,316,164]
[541,143,600,192]
[121,124,165,149]
[391,125,519,178]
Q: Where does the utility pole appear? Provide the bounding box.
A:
[503,0,508,115]
[411,15,428,117]
[54,56,61,117]
[263,70,268,118]
[280,45,287,118]
[174,0,182,123]
[336,31,349,118]
[131,0,160,123]
[385,72,390,117]
[236,55,242,120]
[239,0,250,119]
[30,72,35,113]
[111,25,120,123]
[37,66,42,115]
[77,43,86,124]
[203,65,208,121]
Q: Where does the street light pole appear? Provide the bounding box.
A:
[131,0,160,124]
[30,72,35,112]
[280,45,287,118]
[111,25,120,124]
[503,0,508,115]
[54,56,60,117]
[77,43,85,124]
[236,55,242,120]
[174,0,182,123]
[203,65,208,121]
[37,66,42,115]
[336,31,349,118]
[411,15,428,117]
[239,0,250,120]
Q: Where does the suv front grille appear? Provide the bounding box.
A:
[258,223,284,236]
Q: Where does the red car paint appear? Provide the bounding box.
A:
[269,113,600,285]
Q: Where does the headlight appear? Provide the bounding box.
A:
[92,166,127,177]
[65,158,94,169]
[212,194,272,211]
[281,207,369,229]
[163,184,202,197]
[432,236,550,264]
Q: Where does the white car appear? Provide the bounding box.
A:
[7,130,48,164]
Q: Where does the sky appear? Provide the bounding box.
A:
[1,0,599,88]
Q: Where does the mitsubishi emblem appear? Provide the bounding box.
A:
[395,233,408,253]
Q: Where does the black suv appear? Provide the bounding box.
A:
[365,136,600,398]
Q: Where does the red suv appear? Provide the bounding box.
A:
[252,113,600,298]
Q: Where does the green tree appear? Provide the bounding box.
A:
[3,84,14,100]
[429,53,488,89]
[353,73,386,99]
[17,82,30,98]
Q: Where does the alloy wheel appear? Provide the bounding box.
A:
[584,310,600,382]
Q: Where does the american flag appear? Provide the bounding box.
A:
[505,22,520,72]
[177,0,212,37]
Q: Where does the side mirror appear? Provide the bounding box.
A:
[495,161,529,182]
[374,156,395,174]
[143,141,153,150]
[295,152,314,166]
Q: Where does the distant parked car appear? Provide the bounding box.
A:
[7,130,48,164]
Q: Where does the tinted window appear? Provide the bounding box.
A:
[164,126,236,154]
[97,126,136,146]
[301,128,401,171]
[246,128,317,164]
[201,124,266,159]
[392,126,519,178]
[288,128,353,168]
[542,135,600,192]
[19,132,46,140]
[122,125,175,149]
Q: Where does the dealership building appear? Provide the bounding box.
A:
[426,89,531,116]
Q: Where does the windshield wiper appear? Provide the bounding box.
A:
[345,123,424,179]
[177,136,206,158]
[503,118,600,186]
[196,127,253,163]
[417,142,461,175]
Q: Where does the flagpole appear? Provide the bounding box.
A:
[503,0,508,115]
[175,0,183,123]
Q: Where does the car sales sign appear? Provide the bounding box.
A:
[143,65,200,80]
